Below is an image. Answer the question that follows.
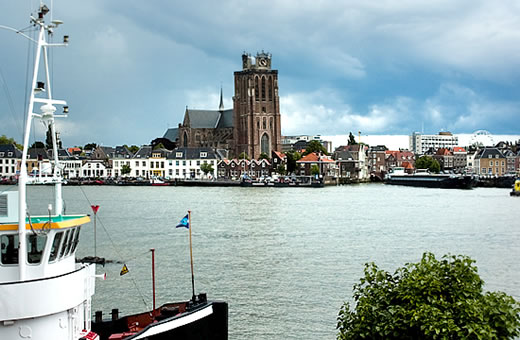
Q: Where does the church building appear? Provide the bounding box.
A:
[233,52,282,158]
[164,52,282,158]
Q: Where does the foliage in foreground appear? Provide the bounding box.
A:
[337,253,520,339]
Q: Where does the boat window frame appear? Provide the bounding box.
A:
[58,229,72,259]
[69,226,81,254]
[0,233,19,265]
[48,231,65,263]
[27,233,48,265]
[63,227,76,256]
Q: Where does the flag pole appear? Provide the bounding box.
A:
[188,210,195,301]
[151,248,156,317]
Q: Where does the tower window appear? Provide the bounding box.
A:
[268,77,273,100]
[261,133,270,155]
[263,117,267,130]
[255,77,259,101]
[261,77,266,101]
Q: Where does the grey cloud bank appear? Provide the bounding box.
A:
[1,1,519,147]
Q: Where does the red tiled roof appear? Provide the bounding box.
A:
[436,148,452,156]
[386,150,414,160]
[298,152,334,163]
[273,151,285,159]
[402,161,414,169]
[252,159,271,166]
[453,147,466,153]
[299,153,319,162]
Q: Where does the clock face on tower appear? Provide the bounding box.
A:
[259,58,267,67]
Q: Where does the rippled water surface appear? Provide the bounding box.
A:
[26,184,520,339]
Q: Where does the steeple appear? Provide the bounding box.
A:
[219,85,224,111]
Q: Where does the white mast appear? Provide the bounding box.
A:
[17,4,69,280]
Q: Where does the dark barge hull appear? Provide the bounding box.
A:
[384,175,477,189]
[92,300,228,340]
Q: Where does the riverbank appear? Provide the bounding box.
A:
[2,175,517,188]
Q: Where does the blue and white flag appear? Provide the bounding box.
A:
[176,214,189,229]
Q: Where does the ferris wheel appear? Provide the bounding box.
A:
[469,130,494,147]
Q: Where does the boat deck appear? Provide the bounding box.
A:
[0,215,90,231]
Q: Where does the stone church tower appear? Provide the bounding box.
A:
[233,52,282,159]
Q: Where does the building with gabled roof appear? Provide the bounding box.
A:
[296,152,335,177]
[166,147,218,179]
[386,150,415,171]
[91,145,132,162]
[271,150,286,173]
[503,150,517,174]
[474,147,506,176]
[433,148,454,171]
[176,86,235,151]
[452,146,468,173]
[0,144,22,178]
[334,150,358,179]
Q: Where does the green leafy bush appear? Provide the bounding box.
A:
[337,253,520,339]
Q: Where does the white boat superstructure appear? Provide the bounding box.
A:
[0,4,99,340]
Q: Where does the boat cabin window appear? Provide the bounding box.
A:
[49,231,64,262]
[27,233,48,264]
[70,226,81,254]
[59,230,72,258]
[1,234,19,265]
[64,228,76,256]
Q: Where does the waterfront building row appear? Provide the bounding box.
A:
[1,140,519,182]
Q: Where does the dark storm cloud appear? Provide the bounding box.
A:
[1,0,519,147]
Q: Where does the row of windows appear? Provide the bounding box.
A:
[83,170,104,177]
[0,228,80,265]
[0,166,16,173]
[0,152,14,157]
[150,161,165,168]
[85,163,103,169]
[481,168,506,174]
[0,159,16,164]
[254,76,274,102]
[488,161,505,166]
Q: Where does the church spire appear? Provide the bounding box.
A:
[219,85,224,111]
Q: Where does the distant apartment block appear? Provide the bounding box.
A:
[281,135,332,153]
[409,132,459,155]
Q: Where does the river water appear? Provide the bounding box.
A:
[26,184,520,339]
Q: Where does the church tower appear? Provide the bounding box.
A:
[233,52,282,159]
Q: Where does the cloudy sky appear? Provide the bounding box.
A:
[1,1,519,148]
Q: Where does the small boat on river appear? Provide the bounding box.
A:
[91,295,228,340]
[511,179,520,196]
[90,214,228,340]
[384,167,477,189]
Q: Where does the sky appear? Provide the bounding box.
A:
[1,1,520,149]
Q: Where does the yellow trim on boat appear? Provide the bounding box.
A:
[0,215,90,231]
